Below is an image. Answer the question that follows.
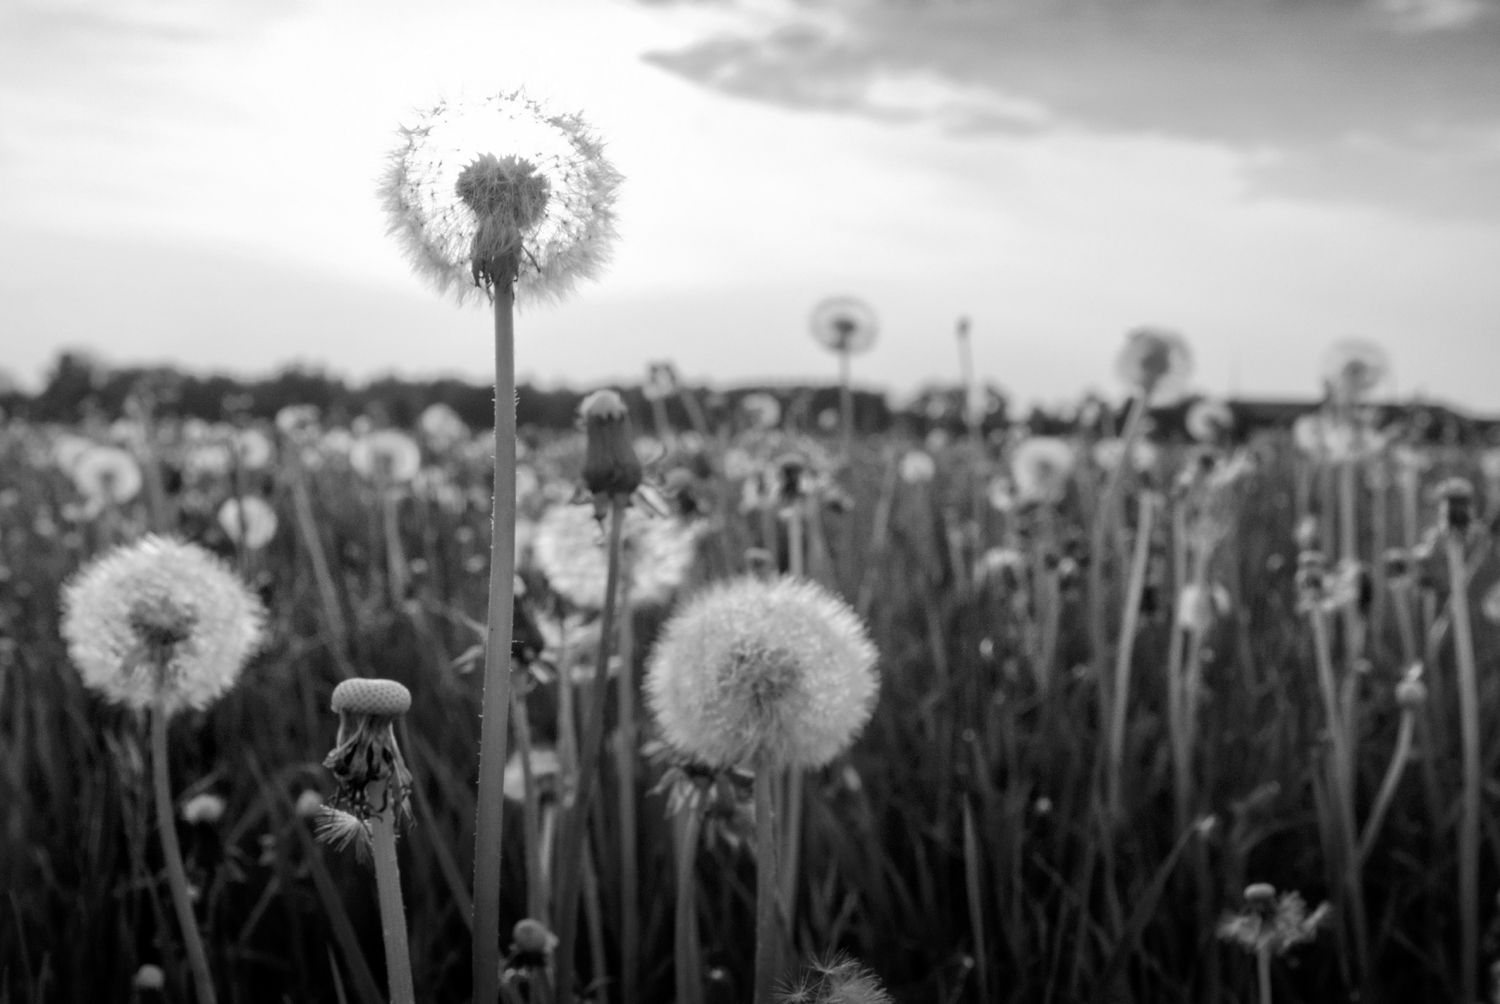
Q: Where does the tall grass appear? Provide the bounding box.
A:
[1,400,1498,1004]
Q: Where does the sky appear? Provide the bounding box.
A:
[1,0,1498,412]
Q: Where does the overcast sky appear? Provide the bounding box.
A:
[2,0,1498,411]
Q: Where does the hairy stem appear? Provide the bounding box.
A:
[151,705,218,1004]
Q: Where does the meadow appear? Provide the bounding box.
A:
[3,351,1500,1004]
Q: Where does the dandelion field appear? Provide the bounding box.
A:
[4,361,1500,1004]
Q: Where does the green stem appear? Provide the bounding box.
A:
[151,705,217,1004]
[1446,535,1480,1004]
[370,799,416,1004]
[839,350,853,460]
[473,280,519,1004]
[512,688,547,925]
[617,586,640,1004]
[1358,710,1414,866]
[1257,947,1272,1004]
[1088,394,1147,682]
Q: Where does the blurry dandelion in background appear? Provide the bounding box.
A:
[531,503,700,610]
[1010,436,1075,505]
[60,535,266,716]
[645,574,879,770]
[380,89,622,305]
[1321,337,1391,405]
[1115,326,1194,404]
[809,297,879,357]
[350,429,423,484]
[217,496,279,551]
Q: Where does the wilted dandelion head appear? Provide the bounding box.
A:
[645,575,879,770]
[1217,884,1329,956]
[1115,326,1192,401]
[532,504,699,609]
[1322,338,1389,404]
[810,297,879,356]
[1010,436,1075,504]
[324,678,413,824]
[70,445,143,506]
[380,90,621,305]
[779,955,893,1004]
[60,535,266,716]
[349,429,422,484]
[217,496,279,550]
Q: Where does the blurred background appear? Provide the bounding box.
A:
[2,0,1498,414]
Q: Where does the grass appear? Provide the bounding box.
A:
[1,403,1498,1004]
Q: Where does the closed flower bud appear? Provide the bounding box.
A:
[1437,477,1474,534]
[1396,671,1427,710]
[579,390,643,500]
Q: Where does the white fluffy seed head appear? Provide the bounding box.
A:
[60,535,266,716]
[645,575,879,770]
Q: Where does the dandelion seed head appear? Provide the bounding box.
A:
[809,297,879,356]
[70,445,143,506]
[1010,436,1075,504]
[645,575,879,770]
[380,90,621,305]
[1322,338,1389,403]
[217,496,279,550]
[779,955,893,1004]
[532,504,699,609]
[60,535,266,716]
[349,429,422,484]
[1115,326,1193,402]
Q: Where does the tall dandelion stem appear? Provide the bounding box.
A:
[370,787,417,1004]
[1446,534,1480,1004]
[753,753,784,1004]
[1107,490,1156,824]
[674,799,706,1004]
[474,276,520,1004]
[151,702,218,1004]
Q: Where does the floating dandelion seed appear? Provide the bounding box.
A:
[1115,326,1193,402]
[380,90,621,305]
[60,535,266,716]
[645,575,879,770]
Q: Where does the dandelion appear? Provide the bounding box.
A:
[503,747,562,802]
[416,402,469,450]
[741,393,783,431]
[779,955,893,1004]
[381,90,620,304]
[294,789,324,819]
[1322,338,1389,405]
[216,496,279,551]
[274,404,321,440]
[382,93,622,998]
[1115,326,1193,403]
[1186,397,1235,443]
[69,444,143,508]
[647,574,878,1004]
[180,793,227,825]
[60,536,263,1004]
[322,678,416,1004]
[1219,884,1328,1004]
[810,295,877,452]
[1010,437,1075,505]
[899,450,937,485]
[532,504,699,610]
[133,964,166,992]
[349,429,422,484]
[1091,437,1159,475]
[60,535,266,716]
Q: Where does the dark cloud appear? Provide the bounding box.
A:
[643,0,1500,218]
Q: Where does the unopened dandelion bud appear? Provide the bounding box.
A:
[1438,477,1475,534]
[132,964,166,992]
[579,389,642,500]
[512,918,558,956]
[1294,515,1320,551]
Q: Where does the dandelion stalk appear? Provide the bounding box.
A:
[552,496,625,1004]
[368,786,417,1004]
[754,751,785,1004]
[1107,490,1156,824]
[151,702,218,1004]
[1441,481,1480,1004]
[617,580,640,1004]
[673,795,706,1004]
[1358,671,1424,866]
[473,275,521,1004]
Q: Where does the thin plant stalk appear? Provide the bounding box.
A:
[369,785,417,1004]
[150,703,218,1004]
[381,483,409,610]
[552,497,626,1004]
[752,752,784,1004]
[288,462,352,675]
[617,582,640,1004]
[673,798,706,1004]
[512,688,547,925]
[1446,535,1480,1004]
[838,349,853,459]
[1107,491,1156,824]
[473,280,520,1004]
[1256,947,1272,1004]
[1358,707,1415,865]
[962,796,990,1002]
[780,502,807,927]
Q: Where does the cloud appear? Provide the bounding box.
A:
[641,0,1500,219]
